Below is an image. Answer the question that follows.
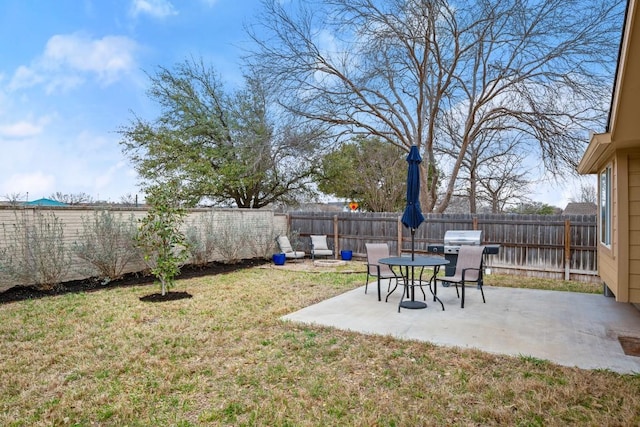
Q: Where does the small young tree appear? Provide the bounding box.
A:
[135,183,189,296]
[286,229,301,254]
[72,210,140,282]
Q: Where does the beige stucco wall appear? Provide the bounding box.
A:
[0,206,287,289]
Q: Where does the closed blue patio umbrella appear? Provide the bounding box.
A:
[401,145,425,261]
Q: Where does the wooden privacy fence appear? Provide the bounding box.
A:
[286,212,599,283]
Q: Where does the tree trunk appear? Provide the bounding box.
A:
[469,169,477,214]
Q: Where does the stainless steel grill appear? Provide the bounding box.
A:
[427,230,497,276]
[443,230,482,254]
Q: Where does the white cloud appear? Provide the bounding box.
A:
[95,161,128,190]
[530,174,597,208]
[9,33,139,92]
[2,172,56,198]
[0,125,141,202]
[73,130,110,151]
[45,34,138,82]
[8,66,45,91]
[0,116,52,139]
[0,74,7,115]
[66,135,141,201]
[0,120,42,138]
[129,0,178,19]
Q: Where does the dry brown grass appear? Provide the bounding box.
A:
[1,264,639,426]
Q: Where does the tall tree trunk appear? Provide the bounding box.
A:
[469,169,477,214]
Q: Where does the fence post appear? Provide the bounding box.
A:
[333,215,339,259]
[564,219,571,280]
[472,216,478,230]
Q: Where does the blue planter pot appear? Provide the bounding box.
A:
[340,250,353,261]
[273,253,286,265]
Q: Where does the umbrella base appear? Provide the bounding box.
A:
[400,300,427,309]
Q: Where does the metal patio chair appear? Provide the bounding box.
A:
[438,245,486,308]
[276,235,306,261]
[365,243,399,302]
[310,235,333,260]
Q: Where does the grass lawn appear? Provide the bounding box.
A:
[0,263,638,426]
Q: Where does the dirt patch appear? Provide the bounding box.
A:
[618,336,640,357]
[313,259,347,267]
[258,259,365,273]
[0,259,268,305]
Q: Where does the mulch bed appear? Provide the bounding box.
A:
[0,259,269,305]
[139,291,193,302]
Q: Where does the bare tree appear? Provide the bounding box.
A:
[475,153,532,213]
[49,192,94,205]
[119,193,140,206]
[570,183,597,204]
[443,127,532,213]
[248,0,624,212]
[2,193,26,206]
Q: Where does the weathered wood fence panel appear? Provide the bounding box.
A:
[288,212,598,282]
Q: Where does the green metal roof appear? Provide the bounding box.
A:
[24,198,68,206]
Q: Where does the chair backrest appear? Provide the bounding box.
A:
[310,235,329,250]
[454,245,485,281]
[365,243,391,275]
[277,235,294,253]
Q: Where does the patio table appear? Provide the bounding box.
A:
[380,256,449,312]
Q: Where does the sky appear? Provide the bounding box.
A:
[0,0,595,208]
[0,0,259,203]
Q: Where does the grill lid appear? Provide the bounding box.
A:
[443,230,482,246]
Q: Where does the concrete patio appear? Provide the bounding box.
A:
[282,279,640,374]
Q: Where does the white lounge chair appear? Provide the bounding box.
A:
[276,235,306,260]
[310,235,333,260]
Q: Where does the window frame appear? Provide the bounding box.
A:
[599,164,612,247]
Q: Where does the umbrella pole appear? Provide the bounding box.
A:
[411,228,415,261]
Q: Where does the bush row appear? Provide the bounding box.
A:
[0,210,281,291]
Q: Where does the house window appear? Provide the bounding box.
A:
[599,165,612,246]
